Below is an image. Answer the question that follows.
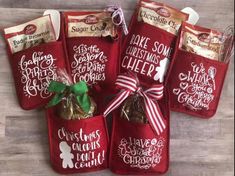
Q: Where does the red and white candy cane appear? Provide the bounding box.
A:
[103,74,166,135]
[105,5,129,35]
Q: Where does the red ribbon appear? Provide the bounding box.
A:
[103,74,166,135]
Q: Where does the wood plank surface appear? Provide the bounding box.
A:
[0,0,234,176]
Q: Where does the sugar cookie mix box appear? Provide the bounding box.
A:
[63,10,123,91]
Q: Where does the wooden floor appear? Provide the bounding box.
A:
[0,0,234,176]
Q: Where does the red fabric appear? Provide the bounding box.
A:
[46,109,109,174]
[121,23,176,86]
[109,93,170,175]
[8,41,66,110]
[66,37,121,90]
[168,49,229,118]
[63,12,122,92]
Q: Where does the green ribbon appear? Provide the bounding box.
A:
[47,81,91,113]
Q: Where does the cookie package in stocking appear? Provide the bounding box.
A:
[62,6,128,92]
[104,73,170,175]
[121,0,189,86]
[167,22,234,118]
[3,13,67,110]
